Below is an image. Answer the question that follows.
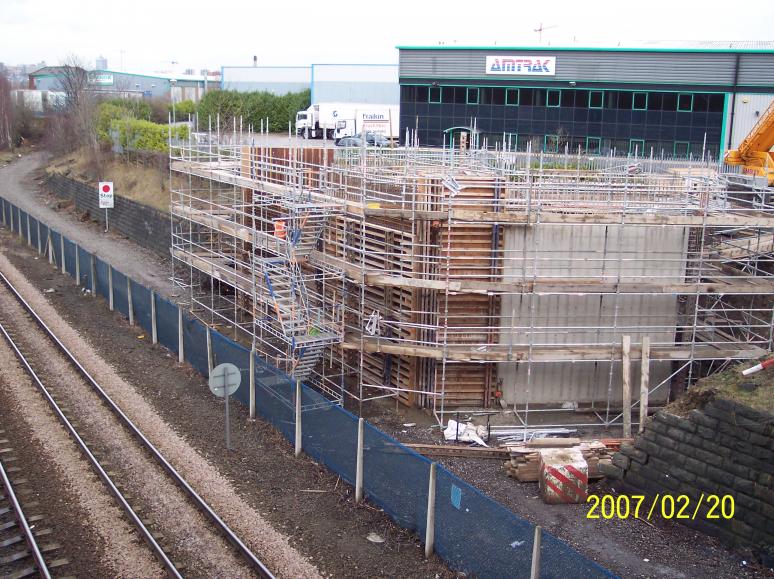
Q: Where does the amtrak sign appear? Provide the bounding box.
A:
[485,56,556,76]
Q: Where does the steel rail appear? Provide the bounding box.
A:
[0,269,274,579]
[0,314,182,578]
[0,452,51,579]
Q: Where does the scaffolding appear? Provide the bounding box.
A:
[170,130,774,429]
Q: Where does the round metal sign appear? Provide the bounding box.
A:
[209,363,241,398]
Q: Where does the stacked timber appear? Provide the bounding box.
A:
[503,438,626,482]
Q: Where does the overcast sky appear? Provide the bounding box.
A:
[3,0,773,73]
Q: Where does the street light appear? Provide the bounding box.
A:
[170,78,177,123]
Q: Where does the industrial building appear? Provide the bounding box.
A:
[29,66,208,101]
[168,131,774,429]
[221,63,399,105]
[398,41,774,157]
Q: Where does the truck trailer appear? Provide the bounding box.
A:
[295,102,399,141]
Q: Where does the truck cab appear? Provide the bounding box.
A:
[295,105,319,137]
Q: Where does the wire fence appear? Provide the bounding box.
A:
[0,196,616,579]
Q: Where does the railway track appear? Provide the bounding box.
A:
[0,268,274,578]
[0,443,59,579]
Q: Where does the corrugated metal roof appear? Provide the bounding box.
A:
[398,40,774,53]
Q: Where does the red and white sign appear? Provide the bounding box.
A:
[98,182,114,209]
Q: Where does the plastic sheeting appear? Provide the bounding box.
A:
[49,230,62,269]
[182,314,208,376]
[63,237,77,281]
[209,330,250,406]
[300,387,358,485]
[363,422,430,534]
[77,246,93,289]
[253,358,295,441]
[94,257,109,300]
[155,295,179,354]
[112,268,129,318]
[28,216,39,252]
[131,280,153,336]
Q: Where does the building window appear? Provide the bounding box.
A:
[504,132,518,150]
[546,89,561,107]
[544,134,559,152]
[632,92,648,110]
[429,86,442,104]
[674,141,690,157]
[506,88,519,106]
[677,93,693,112]
[589,90,604,109]
[586,136,601,154]
[467,87,479,105]
[629,139,645,156]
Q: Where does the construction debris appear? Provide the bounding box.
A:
[503,440,623,482]
[405,443,510,459]
[443,419,489,446]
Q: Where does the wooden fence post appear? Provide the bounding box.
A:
[622,335,632,438]
[639,336,651,433]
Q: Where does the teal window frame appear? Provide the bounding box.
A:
[632,92,648,110]
[546,89,561,108]
[503,132,518,150]
[629,139,645,156]
[506,88,519,106]
[589,90,604,109]
[429,86,442,104]
[677,93,694,112]
[544,134,559,152]
[466,87,479,104]
[586,136,602,154]
[674,141,690,157]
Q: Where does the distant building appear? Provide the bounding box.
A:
[29,66,207,101]
[311,64,398,105]
[398,41,774,156]
[221,66,311,95]
[96,55,108,70]
[220,63,399,105]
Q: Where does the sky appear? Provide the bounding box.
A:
[2,0,774,73]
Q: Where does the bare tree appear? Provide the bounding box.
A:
[55,55,99,161]
[0,73,12,149]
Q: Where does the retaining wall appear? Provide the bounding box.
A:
[44,172,172,257]
[607,400,774,556]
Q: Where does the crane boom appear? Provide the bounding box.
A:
[725,99,774,185]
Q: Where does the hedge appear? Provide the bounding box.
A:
[110,118,189,153]
[196,89,310,133]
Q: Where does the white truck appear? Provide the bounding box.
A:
[332,104,400,142]
[295,103,399,142]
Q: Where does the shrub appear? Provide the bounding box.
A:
[95,98,154,143]
[110,118,189,153]
[169,99,196,118]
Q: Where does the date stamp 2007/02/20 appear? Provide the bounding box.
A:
[586,493,734,520]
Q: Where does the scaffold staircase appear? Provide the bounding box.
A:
[255,197,342,381]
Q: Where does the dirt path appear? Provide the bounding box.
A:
[0,152,171,294]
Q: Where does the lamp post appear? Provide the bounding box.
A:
[170,78,177,123]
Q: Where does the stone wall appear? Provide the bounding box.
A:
[45,173,173,257]
[606,398,774,558]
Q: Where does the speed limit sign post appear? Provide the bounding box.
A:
[98,181,114,232]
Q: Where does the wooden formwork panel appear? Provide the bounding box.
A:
[437,363,495,408]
